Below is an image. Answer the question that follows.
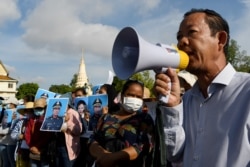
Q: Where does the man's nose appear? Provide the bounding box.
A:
[177,36,189,49]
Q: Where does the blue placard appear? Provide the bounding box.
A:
[88,94,108,116]
[74,97,88,113]
[35,88,57,101]
[92,84,103,95]
[40,98,68,132]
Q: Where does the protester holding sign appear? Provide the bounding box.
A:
[55,96,82,167]
[41,101,64,131]
[89,79,154,167]
[0,97,19,167]
[24,98,54,167]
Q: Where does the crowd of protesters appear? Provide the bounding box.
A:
[1,8,250,167]
[0,79,160,167]
[0,69,197,167]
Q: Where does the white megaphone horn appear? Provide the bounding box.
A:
[112,27,189,80]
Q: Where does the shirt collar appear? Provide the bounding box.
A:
[187,63,236,98]
[212,63,236,86]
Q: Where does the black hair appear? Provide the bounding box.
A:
[77,100,86,105]
[77,100,87,108]
[74,87,87,96]
[121,79,144,95]
[100,84,120,113]
[23,94,35,103]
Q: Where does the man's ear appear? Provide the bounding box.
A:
[217,31,228,51]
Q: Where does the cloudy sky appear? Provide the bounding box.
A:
[0,0,249,89]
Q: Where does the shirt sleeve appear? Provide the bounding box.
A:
[160,102,185,162]
[66,109,82,136]
[10,119,23,141]
[24,119,32,147]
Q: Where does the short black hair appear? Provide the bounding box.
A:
[121,79,144,95]
[74,87,87,96]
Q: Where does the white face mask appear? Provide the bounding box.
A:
[122,97,143,113]
[34,109,44,116]
[5,104,10,109]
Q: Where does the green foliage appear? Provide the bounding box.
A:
[227,39,250,72]
[49,84,72,94]
[16,83,39,99]
[113,71,155,97]
[70,73,78,89]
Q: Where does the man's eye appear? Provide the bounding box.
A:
[188,30,197,35]
[177,34,183,40]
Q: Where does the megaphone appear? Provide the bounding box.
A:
[112,27,189,80]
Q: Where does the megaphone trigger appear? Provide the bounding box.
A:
[154,67,169,73]
[158,81,171,103]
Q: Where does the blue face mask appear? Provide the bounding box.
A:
[23,113,30,120]
[34,109,44,116]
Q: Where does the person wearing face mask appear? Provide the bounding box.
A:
[11,95,34,167]
[0,97,19,167]
[89,79,154,167]
[24,98,54,167]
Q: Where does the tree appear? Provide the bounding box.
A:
[49,84,72,94]
[227,39,250,72]
[70,73,78,89]
[113,71,155,97]
[16,83,39,99]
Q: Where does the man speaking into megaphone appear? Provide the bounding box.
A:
[153,8,250,167]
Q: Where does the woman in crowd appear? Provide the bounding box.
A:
[74,99,90,167]
[0,97,19,167]
[55,98,82,167]
[11,101,34,167]
[24,98,54,167]
[89,79,154,167]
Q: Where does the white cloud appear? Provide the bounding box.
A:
[16,0,183,88]
[0,0,20,27]
[21,0,120,58]
[21,0,166,59]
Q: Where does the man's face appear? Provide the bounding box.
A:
[93,105,102,114]
[177,12,221,74]
[53,107,60,116]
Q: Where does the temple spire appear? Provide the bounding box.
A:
[75,49,92,95]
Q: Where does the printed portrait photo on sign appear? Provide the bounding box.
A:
[40,98,68,132]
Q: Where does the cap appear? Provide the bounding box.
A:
[93,98,102,107]
[40,93,49,99]
[34,98,47,108]
[53,101,62,108]
[17,102,34,115]
[3,97,18,105]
